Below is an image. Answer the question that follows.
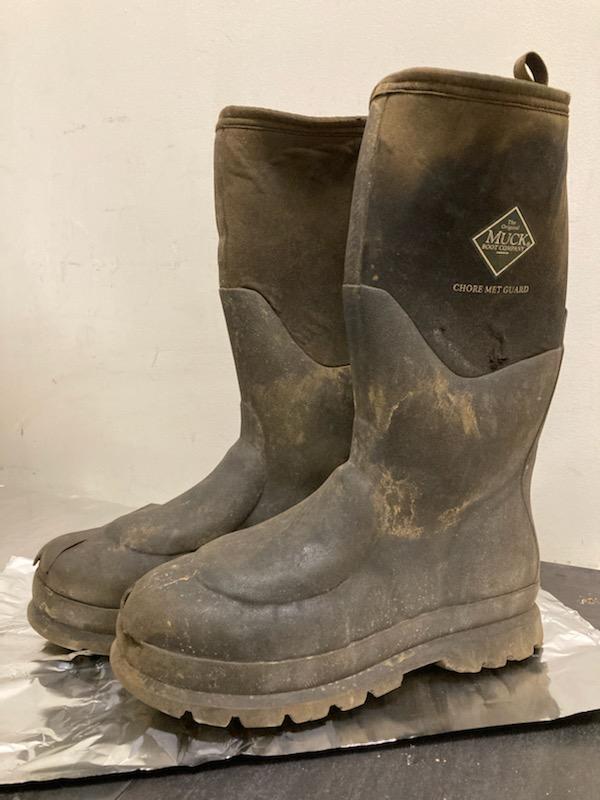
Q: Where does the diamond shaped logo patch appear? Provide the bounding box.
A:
[472,206,535,278]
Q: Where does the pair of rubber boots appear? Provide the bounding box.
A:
[29,53,570,727]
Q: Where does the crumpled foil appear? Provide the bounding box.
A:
[2,556,600,784]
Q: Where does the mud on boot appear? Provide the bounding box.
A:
[111,53,569,724]
[28,108,364,653]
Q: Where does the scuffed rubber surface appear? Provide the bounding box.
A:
[29,289,353,652]
[113,285,561,723]
[28,106,360,653]
[4,557,600,782]
[111,604,543,727]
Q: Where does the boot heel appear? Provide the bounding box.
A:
[436,605,543,673]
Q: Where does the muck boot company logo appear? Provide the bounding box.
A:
[472,206,535,277]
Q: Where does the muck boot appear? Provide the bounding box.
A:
[111,53,569,725]
[28,107,364,654]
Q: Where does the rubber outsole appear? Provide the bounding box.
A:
[110,604,543,728]
[27,601,114,655]
[28,572,117,655]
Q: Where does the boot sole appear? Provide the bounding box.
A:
[28,572,117,655]
[110,597,543,727]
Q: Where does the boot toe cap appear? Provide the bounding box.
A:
[37,528,169,609]
[118,554,254,658]
[117,546,373,664]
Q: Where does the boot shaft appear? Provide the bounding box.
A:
[213,108,364,523]
[345,56,569,575]
[215,106,364,366]
[346,59,569,376]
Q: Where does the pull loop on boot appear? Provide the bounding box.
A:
[513,51,549,85]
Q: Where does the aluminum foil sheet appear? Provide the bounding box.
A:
[2,556,600,784]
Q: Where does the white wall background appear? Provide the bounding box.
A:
[1,0,598,567]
